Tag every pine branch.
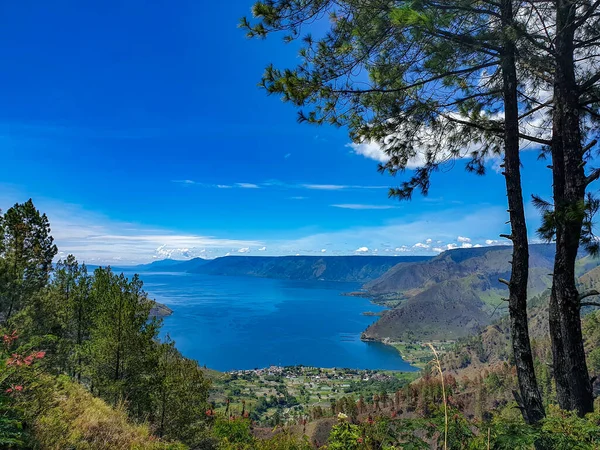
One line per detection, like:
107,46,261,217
331,62,498,96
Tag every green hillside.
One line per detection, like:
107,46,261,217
361,245,579,342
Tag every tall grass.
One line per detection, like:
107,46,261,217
427,342,448,450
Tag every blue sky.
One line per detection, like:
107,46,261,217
0,0,554,264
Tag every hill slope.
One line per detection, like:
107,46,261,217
362,245,559,342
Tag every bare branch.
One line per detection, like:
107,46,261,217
581,302,600,308
579,290,600,301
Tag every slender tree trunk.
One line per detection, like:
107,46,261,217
5,242,21,322
550,0,594,416
76,296,83,382
500,0,545,424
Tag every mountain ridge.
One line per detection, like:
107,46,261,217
123,255,434,283
361,244,567,342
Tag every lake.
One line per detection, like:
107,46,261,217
122,271,415,372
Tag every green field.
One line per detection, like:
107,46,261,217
208,366,419,425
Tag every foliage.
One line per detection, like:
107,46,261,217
0,199,57,323
212,416,255,449
326,418,361,450
254,431,312,450
30,377,186,450
152,338,213,446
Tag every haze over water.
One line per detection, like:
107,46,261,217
123,271,415,372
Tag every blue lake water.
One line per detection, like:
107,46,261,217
122,271,415,372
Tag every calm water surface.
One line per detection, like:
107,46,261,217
123,271,415,372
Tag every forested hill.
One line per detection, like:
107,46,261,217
360,244,589,342
126,255,433,283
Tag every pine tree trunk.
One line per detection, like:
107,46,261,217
500,0,545,423
550,0,594,416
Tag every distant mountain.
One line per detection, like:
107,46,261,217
124,257,210,272
189,255,433,283
124,255,433,283
361,245,564,342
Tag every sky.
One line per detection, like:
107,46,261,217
0,0,556,264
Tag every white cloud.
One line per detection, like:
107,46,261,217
274,206,516,256
474,244,483,248
346,101,549,172
321,249,326,253
0,193,264,265
1,186,529,265
347,141,390,163
457,236,471,243
302,184,347,190
447,243,458,250
238,247,250,253
172,179,196,185
301,184,387,191
331,204,396,210
173,180,387,192
461,243,473,248
432,247,445,253
258,246,267,251
413,242,430,249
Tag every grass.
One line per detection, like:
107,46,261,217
391,341,455,369
32,378,185,450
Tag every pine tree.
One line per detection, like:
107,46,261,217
152,337,211,447
85,267,160,411
0,199,57,323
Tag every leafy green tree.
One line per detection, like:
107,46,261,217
0,199,57,323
